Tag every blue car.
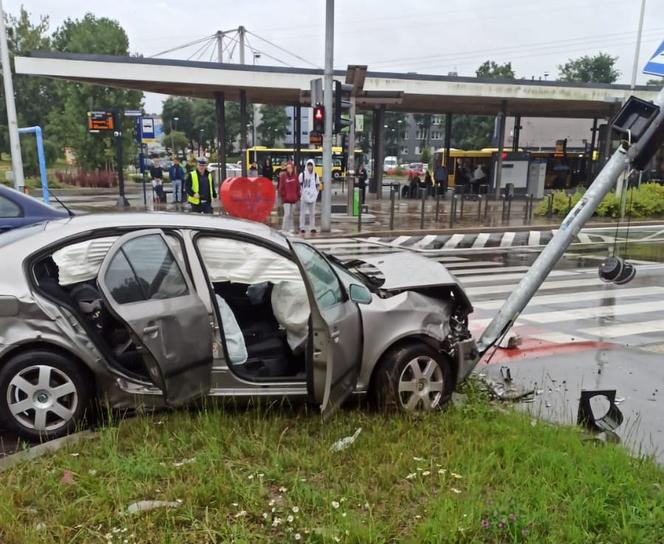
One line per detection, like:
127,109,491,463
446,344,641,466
0,184,69,233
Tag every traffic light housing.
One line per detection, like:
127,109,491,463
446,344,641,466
334,80,352,134
313,104,325,134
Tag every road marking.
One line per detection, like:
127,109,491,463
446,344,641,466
473,286,664,310
500,232,515,247
472,233,490,248
577,232,592,244
411,234,437,248
465,277,605,297
529,332,588,344
392,236,412,245
521,299,664,324
527,231,540,246
580,318,664,339
453,265,532,276
459,270,576,284
443,234,465,249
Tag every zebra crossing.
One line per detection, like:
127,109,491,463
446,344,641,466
327,225,664,253
309,236,664,353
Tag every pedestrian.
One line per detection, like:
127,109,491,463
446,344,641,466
248,162,259,178
278,161,300,232
186,156,216,214
299,159,319,234
149,158,166,204
357,162,368,204
409,172,420,199
424,170,434,196
261,158,273,179
169,157,185,203
434,161,448,197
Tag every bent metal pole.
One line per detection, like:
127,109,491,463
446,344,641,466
476,86,664,356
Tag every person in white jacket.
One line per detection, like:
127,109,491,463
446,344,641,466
299,159,319,234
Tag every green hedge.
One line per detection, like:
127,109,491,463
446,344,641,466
535,183,664,219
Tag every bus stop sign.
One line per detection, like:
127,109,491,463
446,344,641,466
643,40,664,77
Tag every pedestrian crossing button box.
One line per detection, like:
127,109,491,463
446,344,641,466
610,96,659,143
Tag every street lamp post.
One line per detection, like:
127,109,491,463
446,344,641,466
198,129,204,156
170,116,179,155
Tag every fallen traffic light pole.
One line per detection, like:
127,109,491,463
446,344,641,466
475,85,664,359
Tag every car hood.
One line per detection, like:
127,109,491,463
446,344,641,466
348,252,472,311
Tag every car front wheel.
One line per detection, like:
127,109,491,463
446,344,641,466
372,343,452,412
0,350,93,442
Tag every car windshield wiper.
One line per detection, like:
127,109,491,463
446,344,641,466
50,191,74,217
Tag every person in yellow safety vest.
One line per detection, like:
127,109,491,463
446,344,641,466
186,156,217,214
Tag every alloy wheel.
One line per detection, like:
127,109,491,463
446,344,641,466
397,356,444,411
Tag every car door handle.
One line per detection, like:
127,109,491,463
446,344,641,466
331,330,340,343
143,324,160,337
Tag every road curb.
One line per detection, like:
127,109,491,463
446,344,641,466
0,430,98,472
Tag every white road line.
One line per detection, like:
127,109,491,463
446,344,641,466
443,233,465,249
412,234,437,248
465,277,605,297
459,270,576,284
521,300,664,324
473,286,664,310
577,232,592,244
580,319,664,339
472,233,490,248
453,265,532,276
500,232,515,247
527,231,540,246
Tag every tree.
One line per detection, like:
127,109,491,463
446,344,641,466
450,61,515,150
47,14,143,170
257,105,289,147
413,113,432,160
0,8,57,155
646,78,662,86
558,53,619,83
383,112,407,159
162,130,189,156
162,97,194,147
476,60,515,79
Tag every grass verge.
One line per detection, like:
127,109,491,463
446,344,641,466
0,397,663,543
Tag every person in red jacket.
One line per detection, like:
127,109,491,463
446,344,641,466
278,161,300,232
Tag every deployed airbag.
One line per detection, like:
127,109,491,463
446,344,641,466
271,281,309,351
215,294,248,365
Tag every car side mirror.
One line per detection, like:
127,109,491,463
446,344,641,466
349,284,372,305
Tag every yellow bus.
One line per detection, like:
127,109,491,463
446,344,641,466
433,148,494,188
246,146,363,180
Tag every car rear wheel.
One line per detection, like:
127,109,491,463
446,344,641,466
0,350,93,442
371,343,452,413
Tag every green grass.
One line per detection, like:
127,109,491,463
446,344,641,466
1,396,663,543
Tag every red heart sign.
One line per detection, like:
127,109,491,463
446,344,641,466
220,176,276,222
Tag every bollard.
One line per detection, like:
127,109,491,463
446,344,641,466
523,194,530,225
484,194,490,222
567,194,573,214
546,193,553,218
501,196,507,222
477,194,483,223
357,185,362,233
528,193,534,223
506,195,512,224
389,187,396,230
420,188,426,230
435,191,441,222
459,190,465,220
449,195,457,229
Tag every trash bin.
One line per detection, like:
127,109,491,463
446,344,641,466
352,186,360,216
505,182,515,199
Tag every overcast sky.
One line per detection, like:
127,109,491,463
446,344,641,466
7,0,664,113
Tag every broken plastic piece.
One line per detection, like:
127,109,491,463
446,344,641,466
577,389,624,433
127,500,181,514
329,427,362,452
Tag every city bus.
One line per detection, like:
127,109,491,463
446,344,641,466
245,146,363,179
433,147,595,191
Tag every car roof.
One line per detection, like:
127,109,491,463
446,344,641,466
0,212,289,256
0,184,69,218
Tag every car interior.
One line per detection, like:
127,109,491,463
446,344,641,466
30,233,312,384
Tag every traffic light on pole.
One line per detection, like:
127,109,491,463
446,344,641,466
313,104,325,133
334,80,352,134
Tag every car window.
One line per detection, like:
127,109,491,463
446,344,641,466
293,243,344,310
120,235,188,300
104,250,145,304
0,194,21,218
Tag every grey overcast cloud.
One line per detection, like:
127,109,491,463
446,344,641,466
6,0,664,113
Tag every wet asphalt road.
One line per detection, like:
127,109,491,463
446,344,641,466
2,226,664,460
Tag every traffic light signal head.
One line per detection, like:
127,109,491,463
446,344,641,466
313,104,325,133
334,80,352,134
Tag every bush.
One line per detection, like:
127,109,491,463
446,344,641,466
535,183,664,219
55,170,118,188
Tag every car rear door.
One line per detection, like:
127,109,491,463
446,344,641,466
289,240,363,420
96,229,213,405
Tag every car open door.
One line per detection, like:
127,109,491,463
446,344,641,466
96,229,213,405
289,240,363,420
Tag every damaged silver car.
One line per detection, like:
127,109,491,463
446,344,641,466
0,214,477,440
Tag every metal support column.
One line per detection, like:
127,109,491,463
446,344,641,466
444,113,452,182
240,90,248,177
374,106,385,199
512,115,521,151
346,95,357,214
321,0,334,232
294,104,302,174
494,100,507,200
214,92,227,186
